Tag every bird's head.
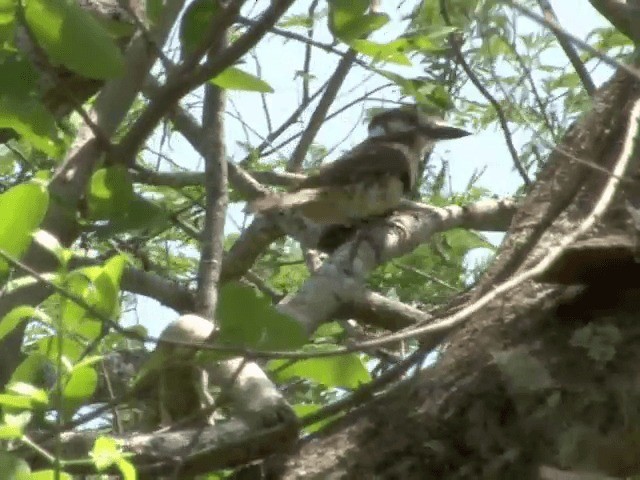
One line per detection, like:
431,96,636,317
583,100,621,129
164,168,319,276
367,106,471,141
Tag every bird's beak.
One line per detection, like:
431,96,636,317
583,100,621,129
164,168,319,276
422,123,472,140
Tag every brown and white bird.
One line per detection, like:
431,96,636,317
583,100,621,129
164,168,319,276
248,106,471,225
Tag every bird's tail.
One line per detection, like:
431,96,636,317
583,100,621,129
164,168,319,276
247,188,325,213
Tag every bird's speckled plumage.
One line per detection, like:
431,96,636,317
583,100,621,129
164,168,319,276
248,106,471,225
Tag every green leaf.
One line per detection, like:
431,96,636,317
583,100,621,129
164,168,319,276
210,67,274,93
63,367,97,400
0,394,34,409
115,458,136,480
61,365,98,420
279,14,314,29
59,262,122,342
548,71,581,90
4,272,56,294
28,471,73,480
0,0,15,24
0,182,49,278
0,451,30,478
7,382,48,406
0,423,23,439
216,282,307,350
0,96,62,157
293,403,338,433
270,353,371,389
328,0,388,42
93,195,169,237
87,166,134,220
0,306,38,343
24,0,124,79
351,39,412,65
10,353,52,388
441,228,494,257
60,256,126,325
33,230,71,266
313,321,344,340
0,57,40,97
37,336,84,365
375,69,452,109
4,411,32,429
101,254,127,291
91,436,121,470
60,366,97,420
403,26,457,51
179,0,220,56
0,0,16,43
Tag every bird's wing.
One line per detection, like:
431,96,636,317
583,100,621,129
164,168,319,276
296,140,417,192
247,187,329,213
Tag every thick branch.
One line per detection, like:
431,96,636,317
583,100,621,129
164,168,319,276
27,419,297,475
196,52,229,317
589,0,640,44
278,198,517,334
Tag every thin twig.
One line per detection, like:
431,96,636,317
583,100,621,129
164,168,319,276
507,0,640,81
392,262,461,292
236,16,375,72
113,0,295,167
251,51,273,134
301,348,424,428
500,20,557,138
302,0,320,104
260,82,392,157
287,50,357,171
535,0,596,96
440,0,531,186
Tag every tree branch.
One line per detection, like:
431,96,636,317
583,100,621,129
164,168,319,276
535,0,596,96
196,52,229,317
113,0,295,167
440,0,531,186
589,0,640,44
278,198,518,335
506,0,640,80
287,50,357,172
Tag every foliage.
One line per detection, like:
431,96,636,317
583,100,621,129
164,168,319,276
0,0,627,476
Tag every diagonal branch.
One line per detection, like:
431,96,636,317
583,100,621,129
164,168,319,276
287,49,357,172
589,0,640,45
113,0,295,167
506,0,640,80
278,198,518,335
440,0,531,186
535,0,596,95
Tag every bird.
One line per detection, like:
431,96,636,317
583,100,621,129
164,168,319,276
247,105,471,226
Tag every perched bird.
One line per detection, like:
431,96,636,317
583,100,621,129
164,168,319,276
248,106,471,225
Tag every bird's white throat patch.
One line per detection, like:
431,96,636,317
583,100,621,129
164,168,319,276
368,119,415,138
368,125,386,137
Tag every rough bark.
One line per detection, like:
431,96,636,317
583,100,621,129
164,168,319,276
273,70,640,479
